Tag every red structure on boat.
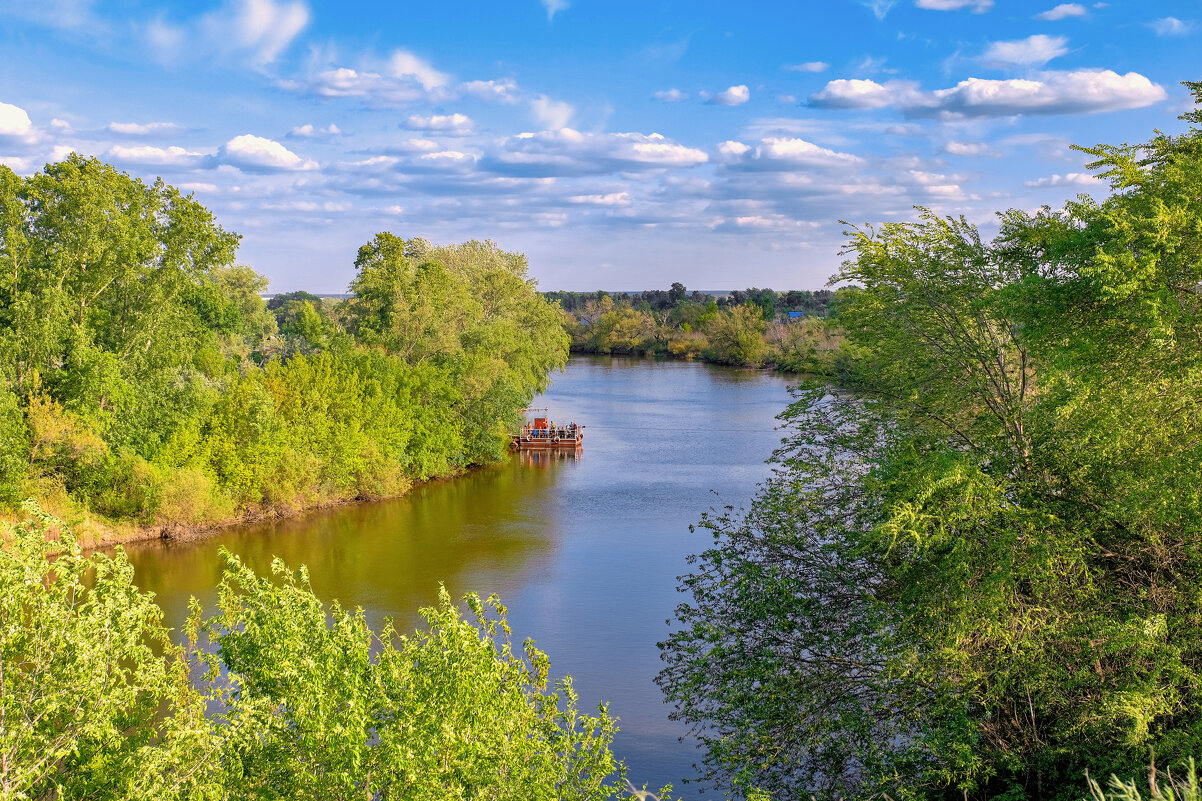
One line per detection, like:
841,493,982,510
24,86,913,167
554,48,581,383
511,408,584,451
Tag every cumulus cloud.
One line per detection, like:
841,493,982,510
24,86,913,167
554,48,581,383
921,70,1165,117
654,89,688,102
915,0,993,11
980,34,1068,67
787,62,830,73
810,70,1165,117
106,144,212,168
218,134,317,171
1025,172,1103,187
1148,17,1195,37
277,49,452,106
1034,3,1087,20
461,78,519,103
288,123,342,138
107,121,183,136
942,140,996,156
530,95,575,129
402,113,474,135
278,66,439,106
0,101,39,144
717,137,863,170
481,128,707,177
708,85,750,106
809,79,915,109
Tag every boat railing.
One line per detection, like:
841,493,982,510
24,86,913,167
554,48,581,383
518,423,583,442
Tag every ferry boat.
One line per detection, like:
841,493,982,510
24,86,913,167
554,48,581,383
511,408,584,451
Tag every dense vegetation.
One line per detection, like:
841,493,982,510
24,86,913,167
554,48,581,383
549,285,840,371
0,156,567,537
0,506,627,800
659,82,1202,799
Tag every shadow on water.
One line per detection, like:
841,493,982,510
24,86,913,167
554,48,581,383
123,354,797,798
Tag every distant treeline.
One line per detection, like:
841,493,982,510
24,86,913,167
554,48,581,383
545,283,842,373
0,155,567,535
545,283,833,317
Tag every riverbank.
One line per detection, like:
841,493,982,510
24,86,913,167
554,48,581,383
4,467,476,552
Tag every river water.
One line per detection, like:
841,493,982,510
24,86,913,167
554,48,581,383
123,354,797,796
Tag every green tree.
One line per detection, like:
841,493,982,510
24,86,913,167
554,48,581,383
0,507,634,800
661,81,1202,800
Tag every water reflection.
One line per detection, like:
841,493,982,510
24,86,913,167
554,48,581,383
123,354,796,797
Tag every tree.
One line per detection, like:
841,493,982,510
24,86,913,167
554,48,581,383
1,506,636,800
661,82,1202,800
705,305,767,366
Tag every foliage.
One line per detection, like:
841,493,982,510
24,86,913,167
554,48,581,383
0,503,215,800
660,82,1202,800
0,506,635,800
556,283,841,372
0,157,567,526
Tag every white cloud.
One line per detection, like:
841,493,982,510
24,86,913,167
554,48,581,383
811,70,1165,117
107,121,183,136
0,155,32,173
654,89,689,102
483,129,707,177
200,0,310,66
541,0,569,20
708,85,750,106
106,144,211,168
417,150,477,170
1034,3,1087,20
334,155,400,171
403,113,474,135
915,0,993,11
923,70,1166,117
568,192,631,206
0,101,39,144
49,118,73,132
218,134,317,171
461,79,519,103
387,50,450,90
1148,17,1195,37
1025,172,1103,187
809,78,914,109
981,34,1068,67
717,137,863,170
787,62,831,73
288,123,342,138
531,95,575,129
278,66,443,106
943,140,995,156
178,182,219,193
862,1,897,20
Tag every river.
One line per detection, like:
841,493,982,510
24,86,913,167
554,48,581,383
123,354,797,796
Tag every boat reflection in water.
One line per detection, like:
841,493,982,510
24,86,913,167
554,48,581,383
517,448,582,468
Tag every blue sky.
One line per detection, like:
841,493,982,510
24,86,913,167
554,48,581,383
0,0,1199,291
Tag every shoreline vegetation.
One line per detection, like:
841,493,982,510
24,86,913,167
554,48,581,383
658,81,1202,800
0,156,569,542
